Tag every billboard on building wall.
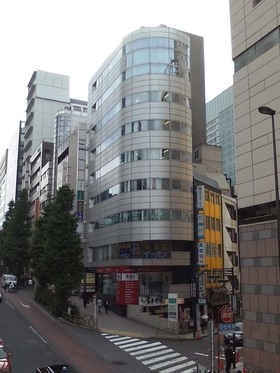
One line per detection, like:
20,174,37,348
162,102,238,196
198,242,205,266
196,185,204,210
198,272,206,301
197,213,204,239
80,272,95,292
116,273,139,305
76,200,84,221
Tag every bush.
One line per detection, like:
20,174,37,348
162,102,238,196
68,302,80,316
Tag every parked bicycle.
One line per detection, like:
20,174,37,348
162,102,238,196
63,312,96,329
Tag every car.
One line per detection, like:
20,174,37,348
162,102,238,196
36,365,77,373
0,342,12,373
224,321,243,346
1,274,17,289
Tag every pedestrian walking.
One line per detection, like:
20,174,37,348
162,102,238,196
82,292,88,308
104,298,110,314
97,297,103,314
224,345,233,373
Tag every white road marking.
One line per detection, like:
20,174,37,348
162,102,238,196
107,336,132,342
142,352,180,365
130,344,167,356
149,356,188,370
119,340,149,349
136,348,174,360
124,342,161,352
114,338,139,345
195,352,208,356
5,301,14,310
19,300,30,308
161,364,197,373
30,326,47,344
103,334,197,373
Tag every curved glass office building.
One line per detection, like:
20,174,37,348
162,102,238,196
86,26,206,308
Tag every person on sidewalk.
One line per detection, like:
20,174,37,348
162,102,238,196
224,345,233,373
104,298,110,314
82,292,88,308
97,297,103,314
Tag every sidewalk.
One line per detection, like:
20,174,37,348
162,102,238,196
71,294,174,339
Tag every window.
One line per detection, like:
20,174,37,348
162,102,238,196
215,219,220,231
215,194,220,205
205,190,209,201
235,26,280,72
205,216,210,229
211,217,215,230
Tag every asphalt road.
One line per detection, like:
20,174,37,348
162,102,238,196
0,289,150,373
0,289,243,373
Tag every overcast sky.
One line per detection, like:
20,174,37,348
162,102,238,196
0,0,233,156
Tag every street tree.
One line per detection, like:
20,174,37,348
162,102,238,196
31,185,84,315
0,190,31,277
0,200,15,270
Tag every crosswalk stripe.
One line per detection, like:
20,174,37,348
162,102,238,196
136,348,174,360
160,362,197,373
119,340,149,349
149,356,188,370
124,342,162,352
130,344,167,356
108,336,132,342
114,338,139,345
102,333,198,373
102,334,119,338
142,352,180,365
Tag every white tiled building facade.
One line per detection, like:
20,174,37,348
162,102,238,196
230,1,280,372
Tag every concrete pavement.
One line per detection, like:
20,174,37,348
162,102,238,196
71,294,180,339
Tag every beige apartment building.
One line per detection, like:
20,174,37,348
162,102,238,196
229,1,280,372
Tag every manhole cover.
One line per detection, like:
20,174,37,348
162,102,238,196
111,361,127,366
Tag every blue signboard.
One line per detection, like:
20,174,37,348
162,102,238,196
219,323,235,334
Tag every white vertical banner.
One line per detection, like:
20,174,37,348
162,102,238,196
198,242,205,266
196,185,204,210
198,272,206,299
168,293,178,322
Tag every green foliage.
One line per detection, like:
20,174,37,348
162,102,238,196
0,190,31,277
34,287,69,317
31,185,84,315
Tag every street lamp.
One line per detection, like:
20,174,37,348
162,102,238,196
258,106,280,269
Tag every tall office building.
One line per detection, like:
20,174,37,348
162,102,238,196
28,99,87,222
206,86,236,186
5,122,25,212
229,1,280,372
53,99,87,239
86,26,206,312
0,122,25,228
23,70,70,190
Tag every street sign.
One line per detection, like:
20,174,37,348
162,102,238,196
219,323,235,334
168,293,178,322
220,305,234,323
